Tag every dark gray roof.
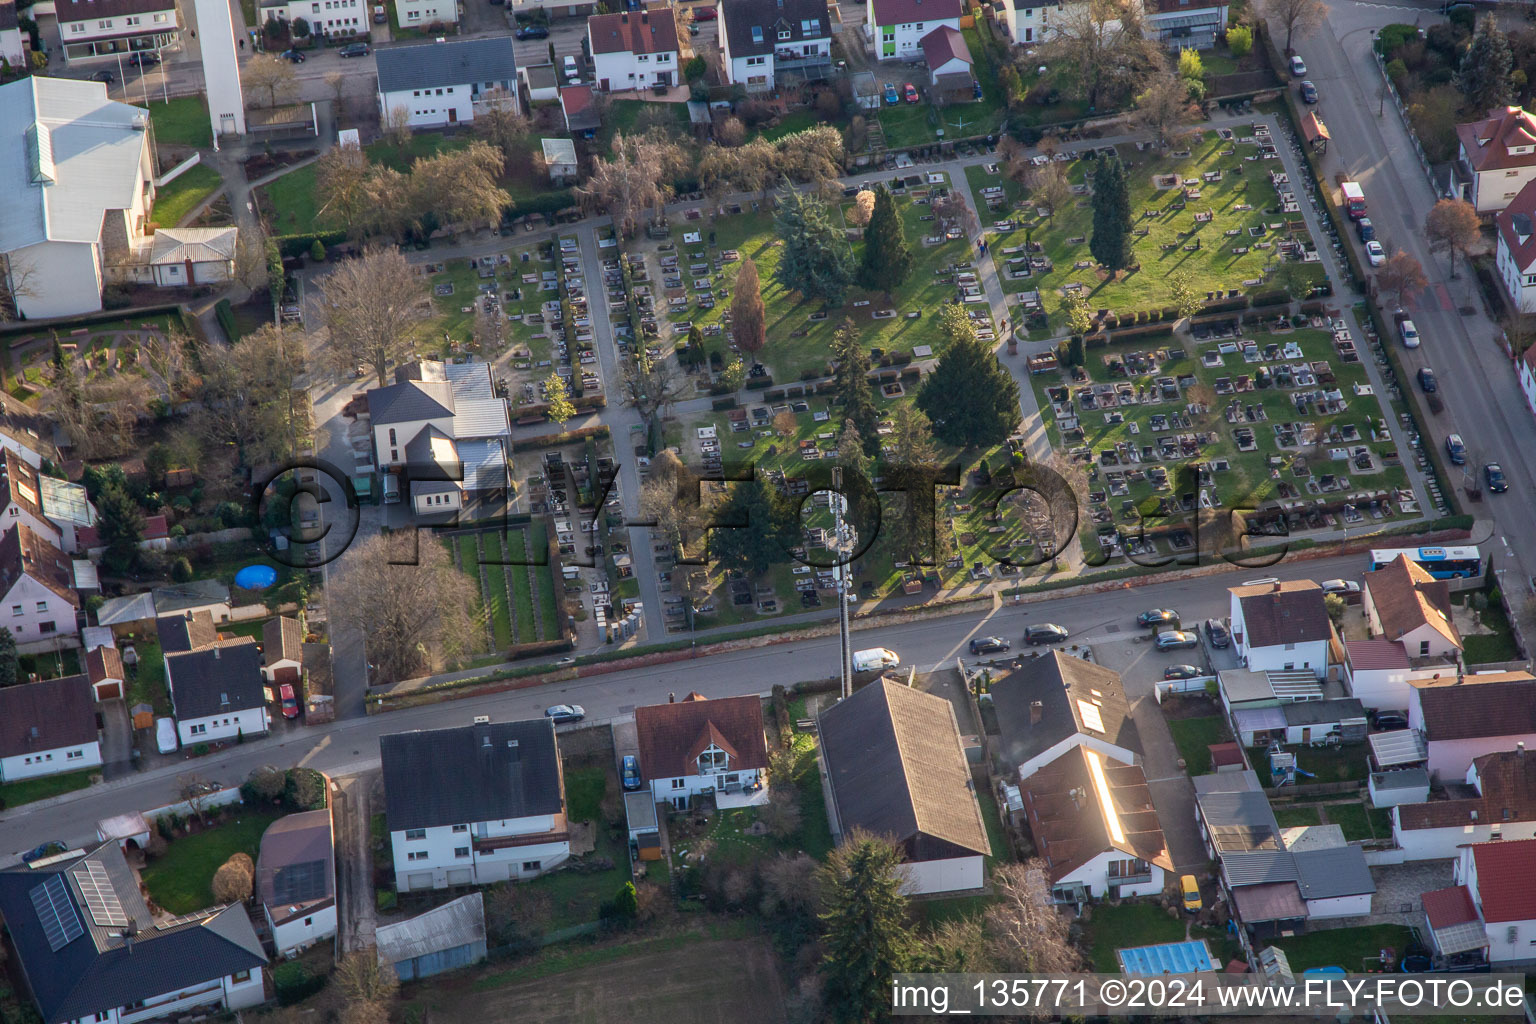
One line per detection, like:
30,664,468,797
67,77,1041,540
376,37,517,96
166,639,266,720
990,651,1139,770
1294,846,1376,899
1281,697,1366,727
366,379,454,426
0,0,17,33
381,720,564,832
0,844,265,1024
1192,769,1263,795
0,674,95,758
818,679,990,860
1223,849,1299,886
721,0,830,59
257,810,334,908
156,609,217,654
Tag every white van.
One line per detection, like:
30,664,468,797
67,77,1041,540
382,472,400,504
563,54,581,83
1399,319,1420,348
155,717,179,754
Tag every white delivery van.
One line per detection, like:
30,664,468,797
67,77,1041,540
155,717,179,754
1399,319,1420,348
852,647,900,672
382,472,400,504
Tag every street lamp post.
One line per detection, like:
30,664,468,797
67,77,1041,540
831,468,856,700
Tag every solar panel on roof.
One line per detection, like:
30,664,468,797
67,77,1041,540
272,860,328,904
29,875,83,952
72,860,128,928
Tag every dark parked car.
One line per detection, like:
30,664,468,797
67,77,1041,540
692,4,716,19
1417,367,1437,393
1371,711,1409,730
1163,664,1203,680
969,636,1012,655
280,48,306,63
339,42,371,57
1484,463,1508,493
545,703,585,723
90,69,115,83
1204,618,1231,648
1026,623,1070,646
22,841,66,864
1445,433,1467,465
1137,608,1180,628
1299,80,1318,103
1156,630,1199,651
621,755,642,791
515,24,549,39
1356,217,1375,242
127,51,161,66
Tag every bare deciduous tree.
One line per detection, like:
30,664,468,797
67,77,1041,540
1424,197,1480,279
334,949,400,1004
933,192,979,239
1134,69,1201,149
1262,0,1328,53
1034,0,1163,110
577,131,676,237
329,532,482,682
1027,161,1073,225
241,54,298,108
409,141,511,233
177,774,218,824
848,189,877,227
386,105,413,146
319,246,431,386
314,145,373,231
621,356,690,431
1376,248,1428,308
195,323,307,466
716,116,746,147
0,252,38,321
984,861,1080,982
473,102,534,173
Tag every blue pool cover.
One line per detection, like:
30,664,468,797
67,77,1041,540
234,564,278,590
1117,939,1218,976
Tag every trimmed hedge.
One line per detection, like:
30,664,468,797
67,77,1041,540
275,230,348,259
509,424,610,453
509,189,577,218
213,298,239,341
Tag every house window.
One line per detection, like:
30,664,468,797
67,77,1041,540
751,25,762,43
35,601,46,612
1509,170,1522,176
191,723,206,735
452,824,467,833
388,428,397,445
1419,640,1430,656
232,970,252,984
801,18,817,32
405,828,426,840
881,28,894,41
522,861,541,872
1108,857,1150,878
98,20,111,28
10,605,19,616
407,851,428,861
70,23,83,31
1283,642,1296,651
304,917,313,926
697,744,729,773
777,28,790,39
454,846,469,858
671,778,685,789
67,749,83,760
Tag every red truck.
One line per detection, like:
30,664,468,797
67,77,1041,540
1337,175,1366,220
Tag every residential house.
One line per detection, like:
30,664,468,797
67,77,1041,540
1421,884,1491,964
76,514,168,560
1455,106,1536,214
1344,639,1421,713
257,810,337,956
1393,748,1536,861
258,0,366,37
368,361,511,521
381,719,571,892
148,226,238,287
1142,0,1228,49
166,638,269,745
150,579,231,620
1410,671,1536,778
156,608,219,654
1018,746,1172,903
1456,838,1536,965
559,85,600,133
0,78,156,320
635,692,769,810
0,843,267,1024
866,0,962,60
1495,178,1536,314
989,650,1140,781
375,892,487,981
85,644,126,701
56,0,179,63
1363,554,1462,660
920,25,973,93
817,679,991,894
588,8,678,91
262,615,303,685
1522,336,1536,412
719,0,833,93
394,0,457,29
375,37,517,130
1227,579,1331,676
540,138,578,184
0,674,101,782
1231,697,1366,748
0,524,80,652
0,451,63,550
509,0,596,18
37,474,96,555
0,0,24,67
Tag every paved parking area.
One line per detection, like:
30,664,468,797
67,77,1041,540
1309,860,1455,931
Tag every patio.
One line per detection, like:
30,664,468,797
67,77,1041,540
715,785,771,810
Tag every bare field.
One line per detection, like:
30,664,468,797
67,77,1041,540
421,937,788,1024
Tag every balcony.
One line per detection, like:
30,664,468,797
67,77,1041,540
773,50,832,72
1108,872,1153,888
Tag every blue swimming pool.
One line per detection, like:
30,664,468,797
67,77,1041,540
1117,939,1218,976
234,564,278,590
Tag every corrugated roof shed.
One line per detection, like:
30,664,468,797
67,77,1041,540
376,892,486,964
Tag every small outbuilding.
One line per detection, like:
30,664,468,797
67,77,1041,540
541,138,579,184
376,892,487,982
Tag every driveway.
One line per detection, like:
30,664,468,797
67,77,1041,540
1308,859,1454,931
98,699,134,780
333,771,381,953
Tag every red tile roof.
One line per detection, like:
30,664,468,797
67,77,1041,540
588,8,678,56
920,25,970,69
86,645,124,684
1345,638,1410,671
1209,742,1245,769
1469,838,1536,922
1415,673,1536,741
1423,884,1479,929
1366,555,1459,649
634,694,767,780
1397,749,1536,831
0,674,95,757
870,0,961,26
1457,106,1536,172
1232,579,1331,647
0,450,45,524
1496,177,1536,273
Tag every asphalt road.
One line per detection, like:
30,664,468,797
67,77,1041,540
1295,0,1536,604
0,550,1364,863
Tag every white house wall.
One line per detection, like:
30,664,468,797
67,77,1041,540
391,820,571,892
1305,892,1373,919
1428,735,1536,780
868,7,960,60
650,767,763,808
899,855,984,895
373,414,455,466
0,741,101,782
379,85,474,129
395,0,455,27
1057,848,1166,899
1,573,77,648
1344,665,1412,711
1393,818,1496,861
592,47,676,91
1243,640,1328,676
1497,235,1536,315
11,239,103,319
269,903,337,954
175,706,269,745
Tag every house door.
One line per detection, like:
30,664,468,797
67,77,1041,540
656,71,670,87
96,681,122,700
184,258,196,285
600,78,609,91
1301,727,1310,743
447,108,458,123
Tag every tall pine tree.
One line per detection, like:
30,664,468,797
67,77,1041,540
708,476,793,577
730,255,767,360
0,626,16,688
858,185,913,295
818,834,916,1024
831,318,879,455
1458,16,1512,115
1089,155,1133,272
96,483,145,574
773,183,855,306
917,333,1021,449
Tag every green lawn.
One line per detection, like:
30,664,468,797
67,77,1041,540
126,638,171,717
531,522,561,639
1323,800,1391,842
450,534,493,655
1167,716,1228,775
599,97,690,148
1464,598,1519,663
481,533,515,650
1273,924,1414,972
565,766,606,822
0,768,95,809
1249,744,1370,787
522,763,628,929
507,530,537,642
759,109,819,142
876,27,1006,148
141,812,281,914
17,647,82,681
1084,902,1187,972
148,95,213,148
1272,803,1322,828
153,163,225,228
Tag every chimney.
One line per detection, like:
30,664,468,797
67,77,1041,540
1273,581,1282,592
1029,700,1043,725
1519,741,1527,757
668,691,676,703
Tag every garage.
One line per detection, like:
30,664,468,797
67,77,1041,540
446,868,473,886
407,872,433,890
